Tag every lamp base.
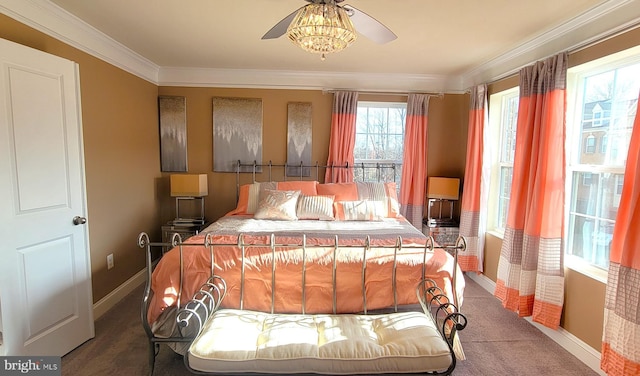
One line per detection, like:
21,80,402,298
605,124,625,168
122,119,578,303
427,218,458,227
172,218,205,226
174,196,206,224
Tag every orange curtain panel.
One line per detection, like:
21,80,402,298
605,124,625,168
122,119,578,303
325,91,359,183
600,94,640,376
400,94,430,229
494,52,567,329
459,84,489,272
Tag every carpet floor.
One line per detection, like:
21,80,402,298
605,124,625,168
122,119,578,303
62,275,599,375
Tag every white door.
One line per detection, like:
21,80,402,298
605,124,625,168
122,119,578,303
0,37,94,356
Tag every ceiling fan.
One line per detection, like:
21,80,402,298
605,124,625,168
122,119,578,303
262,0,397,58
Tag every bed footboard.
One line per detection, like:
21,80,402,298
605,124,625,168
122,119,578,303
169,233,467,375
139,232,206,375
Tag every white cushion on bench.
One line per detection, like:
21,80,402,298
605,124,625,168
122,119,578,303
187,309,453,374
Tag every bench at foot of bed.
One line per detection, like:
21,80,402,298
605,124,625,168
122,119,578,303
186,309,457,375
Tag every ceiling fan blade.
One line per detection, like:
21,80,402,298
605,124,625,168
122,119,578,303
261,6,304,40
343,4,397,44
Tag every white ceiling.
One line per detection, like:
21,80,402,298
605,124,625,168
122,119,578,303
4,0,640,92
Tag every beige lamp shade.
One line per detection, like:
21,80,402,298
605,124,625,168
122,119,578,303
170,174,208,197
427,177,460,200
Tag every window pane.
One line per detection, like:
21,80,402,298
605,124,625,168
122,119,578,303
567,214,612,269
500,95,518,164
498,166,512,229
354,102,407,187
388,135,403,160
488,88,519,232
567,57,640,271
568,171,619,269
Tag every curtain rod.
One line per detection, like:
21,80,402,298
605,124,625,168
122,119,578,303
322,89,444,98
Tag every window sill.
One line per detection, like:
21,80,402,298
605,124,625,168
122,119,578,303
564,255,608,284
486,229,505,239
485,230,607,284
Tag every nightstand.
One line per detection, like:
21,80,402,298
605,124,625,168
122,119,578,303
422,221,459,246
161,221,210,254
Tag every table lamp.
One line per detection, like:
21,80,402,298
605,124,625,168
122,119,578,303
427,177,460,226
170,174,208,224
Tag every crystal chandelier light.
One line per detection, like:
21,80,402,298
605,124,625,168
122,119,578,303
286,3,357,60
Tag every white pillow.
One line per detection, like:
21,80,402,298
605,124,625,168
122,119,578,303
247,182,277,214
334,200,385,221
296,195,335,221
253,189,301,220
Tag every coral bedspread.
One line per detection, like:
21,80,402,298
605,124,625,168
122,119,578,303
147,215,464,325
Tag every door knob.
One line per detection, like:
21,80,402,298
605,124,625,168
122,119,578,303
73,216,87,225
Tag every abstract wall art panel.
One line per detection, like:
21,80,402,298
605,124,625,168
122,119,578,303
286,102,312,177
159,96,188,172
212,97,263,172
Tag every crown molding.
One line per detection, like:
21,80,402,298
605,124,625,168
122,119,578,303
461,0,640,89
0,0,159,84
2,0,639,94
158,66,459,93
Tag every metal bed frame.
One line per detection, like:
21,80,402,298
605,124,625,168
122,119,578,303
139,161,466,374
138,231,467,376
234,160,401,200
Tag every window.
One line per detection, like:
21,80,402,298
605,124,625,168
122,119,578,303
565,47,640,275
354,102,407,184
488,87,519,232
592,105,605,127
584,134,596,153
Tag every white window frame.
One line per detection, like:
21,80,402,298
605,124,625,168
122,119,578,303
564,45,640,282
353,101,407,185
487,87,519,236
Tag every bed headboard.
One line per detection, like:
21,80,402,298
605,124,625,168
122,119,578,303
235,160,401,182
234,160,402,201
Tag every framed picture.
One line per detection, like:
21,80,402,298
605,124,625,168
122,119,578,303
286,102,312,177
159,96,187,172
212,97,263,172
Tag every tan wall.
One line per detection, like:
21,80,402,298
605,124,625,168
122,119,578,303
0,14,161,302
483,27,640,351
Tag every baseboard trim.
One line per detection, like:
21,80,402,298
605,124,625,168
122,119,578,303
465,273,606,376
92,268,146,320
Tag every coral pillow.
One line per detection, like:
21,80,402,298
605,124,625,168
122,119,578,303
317,183,358,202
253,190,301,220
277,181,318,196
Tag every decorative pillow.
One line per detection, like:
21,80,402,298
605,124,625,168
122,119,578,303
296,195,335,220
226,182,277,216
334,200,385,221
277,181,318,196
356,182,400,218
253,190,301,220
316,183,358,202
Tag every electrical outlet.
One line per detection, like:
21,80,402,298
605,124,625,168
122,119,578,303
107,253,114,270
